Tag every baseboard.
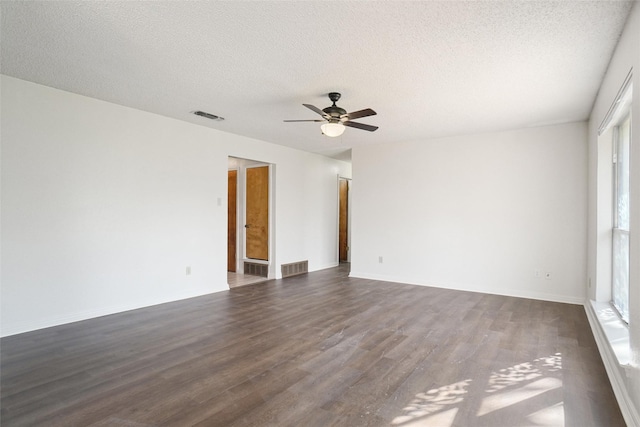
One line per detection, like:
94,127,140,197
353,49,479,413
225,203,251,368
312,262,340,272
0,289,217,338
348,271,584,305
585,302,640,427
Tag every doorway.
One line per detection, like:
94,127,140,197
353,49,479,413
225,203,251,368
227,157,273,288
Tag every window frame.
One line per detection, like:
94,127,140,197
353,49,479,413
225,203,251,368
611,105,632,323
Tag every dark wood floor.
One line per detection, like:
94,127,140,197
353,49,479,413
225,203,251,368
1,264,623,426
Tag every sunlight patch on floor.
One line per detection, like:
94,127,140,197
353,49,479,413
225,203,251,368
391,353,563,427
477,377,562,416
393,407,459,427
391,379,471,425
526,402,565,425
485,353,562,394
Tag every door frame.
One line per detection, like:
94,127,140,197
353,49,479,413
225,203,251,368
228,157,276,279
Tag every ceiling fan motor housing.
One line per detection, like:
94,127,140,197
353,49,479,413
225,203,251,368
323,93,346,118
323,105,347,119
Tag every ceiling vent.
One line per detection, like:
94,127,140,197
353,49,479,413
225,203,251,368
193,110,225,121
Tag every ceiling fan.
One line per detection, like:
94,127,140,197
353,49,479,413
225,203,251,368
284,92,378,137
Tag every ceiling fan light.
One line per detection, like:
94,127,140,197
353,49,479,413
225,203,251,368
321,122,345,137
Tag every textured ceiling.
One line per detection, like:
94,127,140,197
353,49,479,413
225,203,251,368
1,1,635,160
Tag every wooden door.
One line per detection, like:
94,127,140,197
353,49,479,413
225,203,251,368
339,179,349,262
227,170,237,272
246,166,269,260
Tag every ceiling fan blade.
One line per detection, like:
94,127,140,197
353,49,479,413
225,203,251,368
283,119,325,122
344,121,379,132
303,104,329,118
344,108,377,120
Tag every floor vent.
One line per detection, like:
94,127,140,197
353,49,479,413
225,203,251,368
244,262,268,278
281,260,308,278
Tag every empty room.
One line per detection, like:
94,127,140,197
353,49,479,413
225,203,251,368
1,1,639,426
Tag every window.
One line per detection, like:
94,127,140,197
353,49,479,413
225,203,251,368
612,102,631,322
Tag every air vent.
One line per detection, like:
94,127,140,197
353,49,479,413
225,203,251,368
281,260,308,278
193,110,225,121
244,262,268,278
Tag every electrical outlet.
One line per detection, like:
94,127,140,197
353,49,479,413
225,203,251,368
186,266,191,276
534,270,541,279
544,272,551,280
378,256,383,264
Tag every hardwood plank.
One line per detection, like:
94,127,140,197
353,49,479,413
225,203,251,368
0,264,624,426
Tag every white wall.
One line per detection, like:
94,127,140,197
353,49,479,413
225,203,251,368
587,2,640,425
350,122,587,304
0,75,351,336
